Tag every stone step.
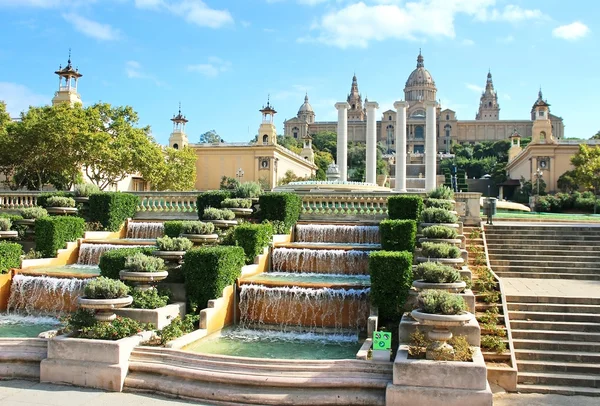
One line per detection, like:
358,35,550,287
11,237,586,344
486,226,600,232
506,296,600,305
490,259,600,269
507,302,600,314
488,249,600,257
485,234,600,242
513,338,600,352
494,271,600,281
515,349,600,364
518,371,600,389
511,329,600,342
509,311,600,323
487,243,600,251
492,264,600,273
517,383,600,397
518,360,600,375
511,320,600,333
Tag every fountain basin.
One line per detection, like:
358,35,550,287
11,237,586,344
272,247,371,275
295,224,381,245
0,315,61,338
126,221,164,239
240,273,370,289
18,265,99,278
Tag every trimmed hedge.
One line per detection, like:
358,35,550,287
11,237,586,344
0,242,22,274
259,192,302,231
98,247,155,280
388,195,423,221
164,221,183,238
89,192,139,232
35,216,86,258
234,223,273,264
183,246,245,312
379,219,417,252
369,250,413,322
37,191,75,208
197,190,231,219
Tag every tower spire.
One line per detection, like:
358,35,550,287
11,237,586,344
416,49,424,68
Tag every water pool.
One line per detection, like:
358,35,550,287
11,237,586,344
0,314,61,338
244,272,370,287
20,264,99,277
184,328,362,360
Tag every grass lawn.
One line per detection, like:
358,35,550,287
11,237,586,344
486,210,600,222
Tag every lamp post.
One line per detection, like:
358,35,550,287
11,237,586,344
236,168,244,183
535,167,543,196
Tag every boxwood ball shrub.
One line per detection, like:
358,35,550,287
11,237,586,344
164,221,183,238
183,246,245,312
36,191,75,208
425,198,455,211
421,242,461,259
420,207,458,224
417,290,467,315
234,223,273,264
35,216,86,258
379,219,417,252
369,250,413,322
259,192,302,231
74,183,101,197
414,262,461,283
0,218,11,231
84,276,129,299
421,225,458,240
202,207,235,221
221,198,252,209
180,221,215,235
98,247,155,279
156,236,193,252
124,252,165,272
234,182,263,199
46,196,76,208
89,192,139,232
428,186,455,200
197,190,231,219
387,195,423,221
0,242,22,274
20,207,49,220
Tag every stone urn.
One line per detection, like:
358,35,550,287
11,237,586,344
14,218,36,227
0,230,18,239
415,256,464,267
412,280,466,294
207,219,238,229
228,207,254,218
418,237,462,247
74,196,90,204
153,250,186,262
411,309,474,360
180,233,219,244
119,270,169,291
419,222,459,230
46,207,78,215
78,296,133,322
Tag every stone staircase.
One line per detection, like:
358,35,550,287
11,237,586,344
485,224,600,280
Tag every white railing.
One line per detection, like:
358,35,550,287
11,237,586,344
0,192,40,209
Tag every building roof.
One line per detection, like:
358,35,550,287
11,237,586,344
405,50,435,88
298,93,314,114
54,51,82,78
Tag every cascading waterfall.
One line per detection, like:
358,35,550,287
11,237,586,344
126,222,164,239
239,284,370,334
271,248,371,275
295,224,380,244
77,243,146,265
7,274,88,316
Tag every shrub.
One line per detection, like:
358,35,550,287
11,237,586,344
422,225,458,239
234,182,263,199
0,218,11,231
156,236,193,251
22,248,43,260
446,335,473,362
98,247,155,279
157,314,199,345
131,288,169,309
164,221,183,238
124,252,165,272
234,223,273,264
369,250,413,322
379,219,417,252
197,190,231,219
387,195,423,220
221,198,252,209
417,290,466,315
84,276,129,299
259,192,302,230
425,198,454,211
421,242,461,259
180,221,215,235
79,316,150,340
74,183,101,197
202,207,235,221
20,207,48,220
414,262,461,283
46,196,75,208
89,192,139,232
481,335,506,353
35,216,86,257
183,246,245,312
420,207,458,224
0,242,22,274
37,191,75,208
85,221,104,231
574,197,599,212
62,308,96,334
262,220,289,234
428,186,454,200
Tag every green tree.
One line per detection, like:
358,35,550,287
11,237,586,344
591,131,600,140
571,144,600,195
277,135,302,154
145,146,197,191
557,170,579,193
199,129,221,144
314,150,334,180
312,131,337,161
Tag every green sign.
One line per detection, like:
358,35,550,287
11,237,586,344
373,331,391,351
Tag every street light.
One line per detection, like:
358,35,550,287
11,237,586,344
236,167,244,183
535,167,543,196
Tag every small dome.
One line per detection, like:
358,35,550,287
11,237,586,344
405,51,435,88
298,93,314,114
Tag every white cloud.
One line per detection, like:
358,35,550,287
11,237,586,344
134,0,234,29
0,82,47,116
466,83,484,93
461,38,474,46
476,5,548,22
62,13,120,41
187,56,231,77
552,21,590,40
125,61,166,86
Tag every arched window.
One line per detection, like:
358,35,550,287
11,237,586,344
352,104,356,109
446,114,449,120
292,127,299,139
540,131,546,142
389,115,392,121
415,126,424,139
263,134,269,144
488,101,492,107
173,143,179,150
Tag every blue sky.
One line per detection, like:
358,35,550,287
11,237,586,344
0,0,597,145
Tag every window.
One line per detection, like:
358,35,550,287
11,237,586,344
173,143,179,150
293,132,298,138
446,114,449,120
262,134,269,144
389,115,392,121
539,111,545,117
352,104,356,109
540,131,546,142
415,126,424,139
488,101,492,107
292,126,299,139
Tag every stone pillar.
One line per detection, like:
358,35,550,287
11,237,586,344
335,102,350,181
393,101,408,192
424,101,437,192
365,101,379,184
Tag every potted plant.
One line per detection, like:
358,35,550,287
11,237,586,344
420,207,458,229
416,241,464,267
412,262,465,293
119,252,168,290
201,207,237,228
419,225,461,246
0,218,17,239
73,183,101,204
179,220,219,243
424,198,456,214
411,290,473,360
234,181,263,204
427,186,455,201
45,196,78,215
220,198,253,217
153,236,193,262
77,277,133,321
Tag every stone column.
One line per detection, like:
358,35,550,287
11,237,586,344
424,101,437,192
335,102,350,181
365,101,379,184
393,101,408,192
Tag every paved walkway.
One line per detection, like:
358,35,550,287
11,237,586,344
502,277,600,298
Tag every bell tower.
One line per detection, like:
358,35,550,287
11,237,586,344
257,96,278,146
301,133,315,163
169,103,189,149
476,70,500,120
508,129,522,163
531,89,555,144
52,49,83,106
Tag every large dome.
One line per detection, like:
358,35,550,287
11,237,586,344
298,94,314,114
404,51,437,102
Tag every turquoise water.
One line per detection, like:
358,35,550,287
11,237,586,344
21,264,100,276
284,242,381,249
0,315,61,338
245,272,371,286
185,328,362,360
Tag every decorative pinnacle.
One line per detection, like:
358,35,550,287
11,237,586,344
178,101,182,115
68,48,71,65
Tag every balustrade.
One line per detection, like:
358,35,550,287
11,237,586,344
0,192,39,209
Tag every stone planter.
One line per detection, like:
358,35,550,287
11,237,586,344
77,296,133,322
0,230,18,239
119,270,169,291
207,219,238,229
412,280,466,293
416,257,464,268
74,196,90,204
14,219,35,227
153,250,186,262
46,207,78,215
411,309,474,360
115,302,186,329
419,222,459,229
228,207,253,218
418,237,462,247
180,233,219,243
